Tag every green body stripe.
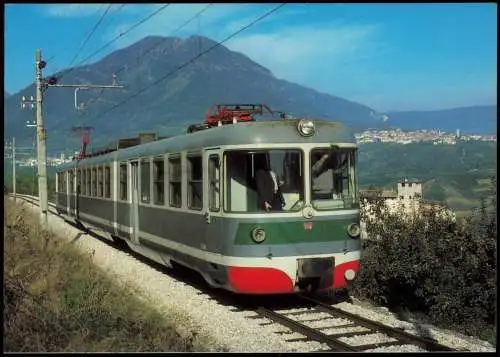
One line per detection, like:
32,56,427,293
234,217,359,245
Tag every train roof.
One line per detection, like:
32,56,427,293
57,119,356,170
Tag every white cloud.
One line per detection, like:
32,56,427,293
80,4,386,104
99,4,256,46
45,4,109,18
225,23,383,83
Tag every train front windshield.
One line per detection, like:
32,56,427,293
225,149,304,213
310,147,358,210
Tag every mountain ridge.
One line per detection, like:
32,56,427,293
4,35,495,154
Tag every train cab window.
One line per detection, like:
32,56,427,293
141,159,151,204
310,147,358,210
91,168,97,197
86,168,91,197
97,166,103,197
120,163,127,201
208,155,220,211
153,157,165,205
104,165,111,199
224,149,304,213
169,155,182,208
188,154,203,210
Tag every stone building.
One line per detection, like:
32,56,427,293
360,178,455,240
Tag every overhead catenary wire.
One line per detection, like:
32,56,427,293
89,3,213,107
89,3,286,122
57,4,171,83
75,4,171,69
67,4,113,70
114,3,213,77
50,5,115,85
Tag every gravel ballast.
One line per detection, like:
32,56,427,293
15,197,496,352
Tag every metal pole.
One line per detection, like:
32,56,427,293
35,49,48,228
12,138,16,202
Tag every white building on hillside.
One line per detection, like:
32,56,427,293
360,178,456,240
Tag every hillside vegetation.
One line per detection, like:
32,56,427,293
4,35,495,154
3,198,219,352
358,141,497,212
4,141,496,215
351,180,497,344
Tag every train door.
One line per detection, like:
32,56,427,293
66,169,72,216
129,161,140,245
73,168,79,219
203,149,224,253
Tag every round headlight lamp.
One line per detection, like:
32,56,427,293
297,119,315,137
251,228,266,243
347,223,361,238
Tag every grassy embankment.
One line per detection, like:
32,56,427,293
3,198,220,352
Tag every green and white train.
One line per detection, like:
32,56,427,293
56,116,361,294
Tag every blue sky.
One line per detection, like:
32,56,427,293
4,3,497,111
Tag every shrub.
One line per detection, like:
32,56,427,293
351,181,496,342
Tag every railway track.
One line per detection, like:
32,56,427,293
253,294,457,352
9,194,459,352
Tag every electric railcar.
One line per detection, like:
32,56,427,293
56,115,361,295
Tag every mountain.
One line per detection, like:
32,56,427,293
3,35,495,155
3,36,380,154
4,91,10,99
385,105,497,135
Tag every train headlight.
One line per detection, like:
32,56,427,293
344,269,356,281
297,119,315,137
251,228,266,243
347,223,361,238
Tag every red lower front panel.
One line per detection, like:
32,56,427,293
318,260,360,291
227,266,294,294
226,260,360,294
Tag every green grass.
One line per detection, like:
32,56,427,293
3,198,222,352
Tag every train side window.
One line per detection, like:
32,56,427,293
120,163,127,201
69,169,75,194
91,167,97,197
105,165,111,199
81,168,86,195
141,159,151,203
153,157,165,205
169,155,182,208
57,172,62,192
76,169,80,194
80,168,85,195
208,155,220,211
86,168,91,197
188,154,203,210
98,166,103,197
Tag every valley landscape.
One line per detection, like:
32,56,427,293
4,35,496,214
4,4,497,353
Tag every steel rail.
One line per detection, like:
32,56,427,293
298,294,456,351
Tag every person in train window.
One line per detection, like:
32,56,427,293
255,156,285,212
312,153,331,178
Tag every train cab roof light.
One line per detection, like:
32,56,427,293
297,118,315,137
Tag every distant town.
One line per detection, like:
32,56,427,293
355,128,497,145
6,128,497,167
